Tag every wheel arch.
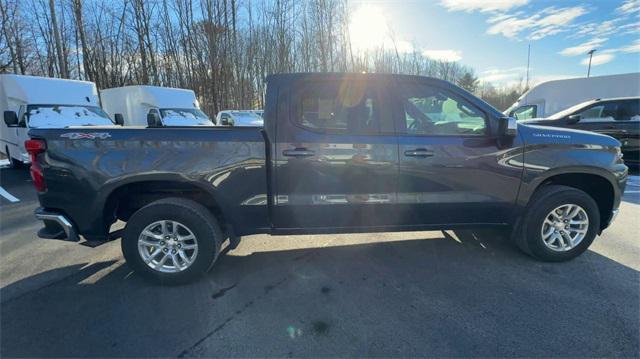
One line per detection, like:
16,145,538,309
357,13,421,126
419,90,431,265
519,167,620,231
100,175,230,234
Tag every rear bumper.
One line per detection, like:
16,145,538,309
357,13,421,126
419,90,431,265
34,208,79,242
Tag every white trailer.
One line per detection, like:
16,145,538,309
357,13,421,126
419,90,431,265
505,72,640,120
100,86,213,126
0,74,115,166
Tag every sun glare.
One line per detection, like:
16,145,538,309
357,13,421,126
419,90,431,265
349,5,389,52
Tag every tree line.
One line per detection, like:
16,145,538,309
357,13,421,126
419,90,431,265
0,0,525,115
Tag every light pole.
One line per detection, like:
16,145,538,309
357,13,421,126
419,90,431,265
587,49,596,78
526,43,531,89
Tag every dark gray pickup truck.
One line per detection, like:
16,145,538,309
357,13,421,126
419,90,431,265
23,73,628,283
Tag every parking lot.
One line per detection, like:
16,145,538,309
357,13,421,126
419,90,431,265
1,163,639,357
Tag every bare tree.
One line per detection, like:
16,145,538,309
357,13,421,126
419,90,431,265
1,0,520,115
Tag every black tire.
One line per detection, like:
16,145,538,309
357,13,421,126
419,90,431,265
516,185,600,262
122,197,223,284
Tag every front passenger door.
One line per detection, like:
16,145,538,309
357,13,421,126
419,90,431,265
394,80,523,226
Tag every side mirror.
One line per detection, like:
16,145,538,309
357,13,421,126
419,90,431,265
498,116,517,137
567,114,581,124
114,113,124,126
220,118,233,126
147,113,161,127
4,111,18,127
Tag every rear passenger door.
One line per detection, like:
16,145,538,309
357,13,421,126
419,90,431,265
273,77,399,230
393,79,522,225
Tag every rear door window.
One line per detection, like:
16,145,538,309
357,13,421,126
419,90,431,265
295,80,393,135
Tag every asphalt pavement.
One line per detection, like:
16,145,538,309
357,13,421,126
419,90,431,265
1,163,639,357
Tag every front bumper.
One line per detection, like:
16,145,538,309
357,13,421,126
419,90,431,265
35,208,79,242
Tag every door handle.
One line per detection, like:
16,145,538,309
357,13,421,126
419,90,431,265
283,148,315,157
404,148,434,157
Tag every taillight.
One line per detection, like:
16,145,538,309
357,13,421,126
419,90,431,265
25,139,47,192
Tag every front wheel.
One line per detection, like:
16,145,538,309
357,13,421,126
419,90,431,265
516,185,600,262
122,197,223,284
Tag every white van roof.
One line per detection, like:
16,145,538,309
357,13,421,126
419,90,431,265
100,85,199,109
525,73,639,97
0,74,99,107
506,72,640,115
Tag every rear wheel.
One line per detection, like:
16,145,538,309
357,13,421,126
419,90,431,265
122,197,222,284
516,185,600,262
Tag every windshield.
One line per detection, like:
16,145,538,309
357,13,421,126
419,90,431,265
230,111,260,119
160,108,213,126
27,105,114,128
548,101,595,120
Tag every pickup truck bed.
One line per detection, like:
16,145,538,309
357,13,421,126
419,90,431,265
35,127,268,239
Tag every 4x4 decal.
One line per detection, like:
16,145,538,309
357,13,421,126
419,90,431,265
60,132,112,140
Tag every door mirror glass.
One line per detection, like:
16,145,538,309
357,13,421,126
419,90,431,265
114,113,124,126
4,111,18,127
499,117,517,137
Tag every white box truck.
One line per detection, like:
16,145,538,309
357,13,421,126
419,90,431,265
100,86,214,126
506,72,640,120
1,74,116,166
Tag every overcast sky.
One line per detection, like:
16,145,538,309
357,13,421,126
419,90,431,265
349,0,640,86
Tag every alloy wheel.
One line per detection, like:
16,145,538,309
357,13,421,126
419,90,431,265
540,204,589,252
137,220,199,273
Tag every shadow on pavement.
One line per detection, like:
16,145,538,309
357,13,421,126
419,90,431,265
1,230,638,357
